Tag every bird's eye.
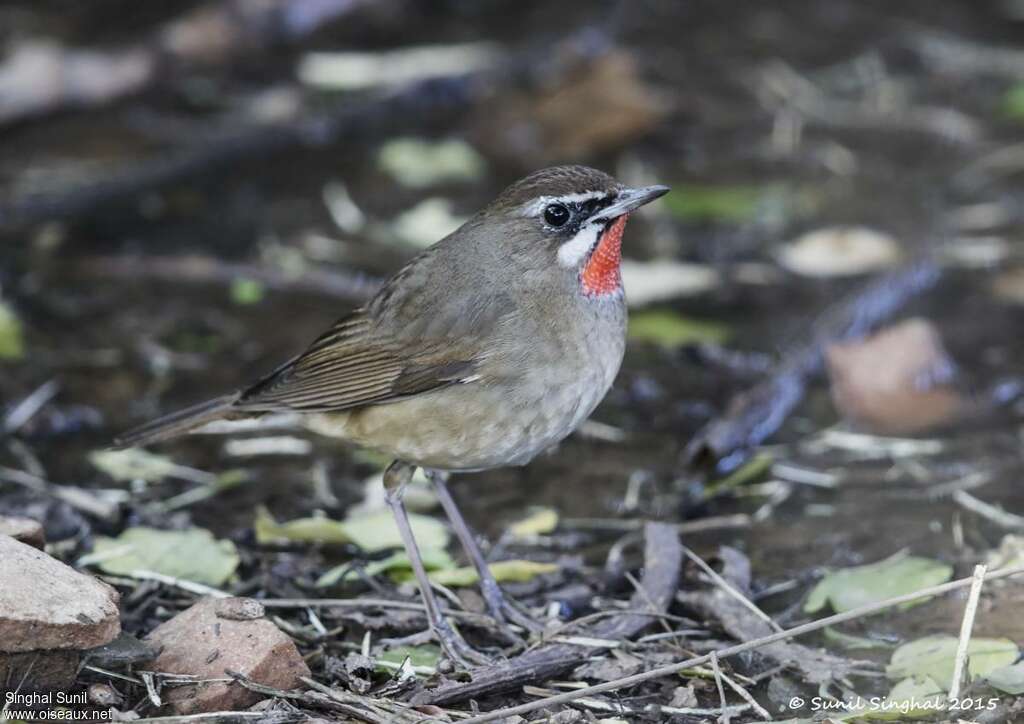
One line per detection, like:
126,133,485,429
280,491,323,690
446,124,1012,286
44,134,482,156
543,203,570,227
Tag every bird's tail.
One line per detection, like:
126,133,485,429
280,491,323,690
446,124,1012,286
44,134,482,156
113,393,240,448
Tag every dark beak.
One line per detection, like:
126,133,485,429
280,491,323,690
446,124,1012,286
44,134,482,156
592,185,670,223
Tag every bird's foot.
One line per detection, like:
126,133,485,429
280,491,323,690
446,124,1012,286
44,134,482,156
382,617,492,668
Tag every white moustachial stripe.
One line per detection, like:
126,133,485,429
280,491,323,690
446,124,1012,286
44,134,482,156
556,222,601,268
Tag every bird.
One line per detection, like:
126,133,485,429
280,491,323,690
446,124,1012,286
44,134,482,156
116,165,669,665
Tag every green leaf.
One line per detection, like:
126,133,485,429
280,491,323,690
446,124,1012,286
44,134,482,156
420,559,558,587
985,662,1024,694
254,507,449,552
377,644,441,671
508,508,559,539
254,506,352,545
853,676,946,720
230,278,265,305
886,634,1018,688
663,184,765,222
378,137,485,188
704,452,773,498
804,552,953,614
87,527,239,585
315,547,455,588
1004,83,1024,120
342,510,448,552
89,448,216,484
823,627,895,651
628,310,731,348
0,302,24,360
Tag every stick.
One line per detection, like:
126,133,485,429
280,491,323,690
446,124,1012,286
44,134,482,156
413,521,683,706
458,563,1024,723
684,261,940,475
948,564,987,700
260,597,487,622
682,546,782,633
710,652,730,724
952,490,1024,530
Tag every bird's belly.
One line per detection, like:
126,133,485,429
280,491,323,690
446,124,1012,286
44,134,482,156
305,358,618,472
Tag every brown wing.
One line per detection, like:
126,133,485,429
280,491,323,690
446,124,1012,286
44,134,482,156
236,311,477,412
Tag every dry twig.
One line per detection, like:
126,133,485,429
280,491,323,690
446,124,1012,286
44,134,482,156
458,563,1024,723
412,521,683,706
948,564,987,701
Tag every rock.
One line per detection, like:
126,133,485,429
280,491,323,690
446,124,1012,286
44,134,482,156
0,650,79,691
145,597,310,714
214,597,265,621
826,318,965,434
0,515,45,549
0,534,120,653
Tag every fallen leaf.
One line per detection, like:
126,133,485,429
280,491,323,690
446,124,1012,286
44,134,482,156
620,259,720,307
992,266,1024,304
826,318,964,434
88,527,239,585
473,50,668,164
986,534,1024,569
410,559,558,587
298,43,499,91
823,627,895,651
254,507,449,552
89,448,216,484
230,278,265,305
886,634,1018,687
663,184,766,222
315,547,455,588
628,310,731,348
0,301,24,360
1003,82,1024,120
856,676,946,720
254,506,351,545
390,198,466,248
778,226,902,277
804,552,953,614
704,452,773,498
378,137,485,188
343,510,448,552
985,662,1024,694
508,508,559,539
377,644,441,671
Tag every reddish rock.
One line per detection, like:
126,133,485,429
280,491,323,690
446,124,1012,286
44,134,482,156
0,535,120,653
826,318,965,435
0,515,45,549
145,597,310,714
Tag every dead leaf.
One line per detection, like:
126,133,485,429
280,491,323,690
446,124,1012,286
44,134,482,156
826,318,965,434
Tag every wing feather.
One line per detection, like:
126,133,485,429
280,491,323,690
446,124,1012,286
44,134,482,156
235,310,477,412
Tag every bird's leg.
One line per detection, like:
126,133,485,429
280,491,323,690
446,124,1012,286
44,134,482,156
383,460,489,667
426,469,542,633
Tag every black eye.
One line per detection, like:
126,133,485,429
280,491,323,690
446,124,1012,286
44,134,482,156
543,203,570,227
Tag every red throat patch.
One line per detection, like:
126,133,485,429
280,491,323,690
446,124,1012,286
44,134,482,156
581,214,628,296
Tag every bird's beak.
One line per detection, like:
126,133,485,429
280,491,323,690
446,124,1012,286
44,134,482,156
592,185,670,223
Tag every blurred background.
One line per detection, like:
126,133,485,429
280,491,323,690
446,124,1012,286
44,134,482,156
4,0,1024,713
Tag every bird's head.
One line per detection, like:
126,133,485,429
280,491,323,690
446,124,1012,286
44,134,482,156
485,165,669,297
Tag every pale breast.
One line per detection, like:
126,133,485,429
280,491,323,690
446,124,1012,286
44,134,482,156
305,302,626,472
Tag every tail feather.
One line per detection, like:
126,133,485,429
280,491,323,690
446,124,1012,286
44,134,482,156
113,393,240,448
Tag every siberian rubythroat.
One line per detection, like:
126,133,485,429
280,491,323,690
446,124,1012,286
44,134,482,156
117,165,669,664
